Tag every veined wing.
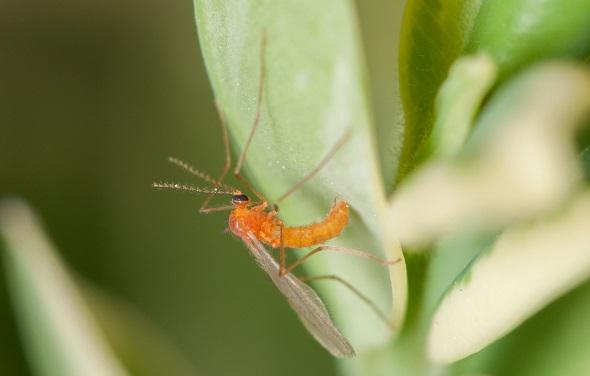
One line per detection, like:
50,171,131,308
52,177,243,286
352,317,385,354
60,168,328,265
244,233,355,358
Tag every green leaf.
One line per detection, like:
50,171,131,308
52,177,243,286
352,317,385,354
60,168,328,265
397,0,482,181
467,0,590,78
193,0,406,349
389,62,590,246
428,190,590,363
83,286,198,376
428,54,497,156
455,279,590,375
0,200,128,376
355,0,407,192
396,0,590,182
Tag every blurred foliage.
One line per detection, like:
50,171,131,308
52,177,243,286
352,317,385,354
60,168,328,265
455,279,590,376
3,0,590,375
1,1,336,375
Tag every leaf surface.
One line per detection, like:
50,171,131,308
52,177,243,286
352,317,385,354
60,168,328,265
0,200,128,376
193,0,406,348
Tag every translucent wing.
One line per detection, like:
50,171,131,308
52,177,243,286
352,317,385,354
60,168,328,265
243,233,355,358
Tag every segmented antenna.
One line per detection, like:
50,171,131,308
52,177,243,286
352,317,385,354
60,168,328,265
152,181,235,195
167,157,235,191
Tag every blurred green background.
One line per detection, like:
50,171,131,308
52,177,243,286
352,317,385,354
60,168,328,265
0,1,337,374
4,1,590,375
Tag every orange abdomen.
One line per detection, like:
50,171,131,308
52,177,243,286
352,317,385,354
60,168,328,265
279,200,349,248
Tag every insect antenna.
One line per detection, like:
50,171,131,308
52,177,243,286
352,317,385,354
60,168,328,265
167,157,236,192
152,181,235,195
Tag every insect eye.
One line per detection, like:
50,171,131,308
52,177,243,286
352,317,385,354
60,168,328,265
232,194,249,204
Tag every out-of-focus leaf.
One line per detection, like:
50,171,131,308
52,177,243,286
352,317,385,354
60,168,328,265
455,279,590,376
83,286,198,376
389,62,590,246
427,190,590,363
467,0,590,78
581,146,590,180
397,0,482,180
0,199,128,376
422,232,499,317
193,0,406,349
355,0,407,193
397,0,590,181
577,124,590,180
428,54,497,156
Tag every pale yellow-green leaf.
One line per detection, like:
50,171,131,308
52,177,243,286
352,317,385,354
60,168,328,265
389,62,590,247
429,54,497,156
0,200,128,376
428,190,590,363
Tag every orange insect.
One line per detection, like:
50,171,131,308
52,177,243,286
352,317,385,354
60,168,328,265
154,34,397,357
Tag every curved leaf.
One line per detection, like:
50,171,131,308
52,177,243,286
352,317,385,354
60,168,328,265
83,286,198,376
397,0,482,180
397,0,590,182
389,62,590,246
467,0,590,78
0,200,128,376
193,0,406,348
428,190,590,363
355,0,408,191
428,54,497,156
455,279,590,375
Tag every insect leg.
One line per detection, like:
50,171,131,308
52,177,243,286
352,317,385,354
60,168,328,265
200,101,233,213
232,32,268,203
284,245,400,275
273,130,352,206
300,274,394,330
278,223,288,277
